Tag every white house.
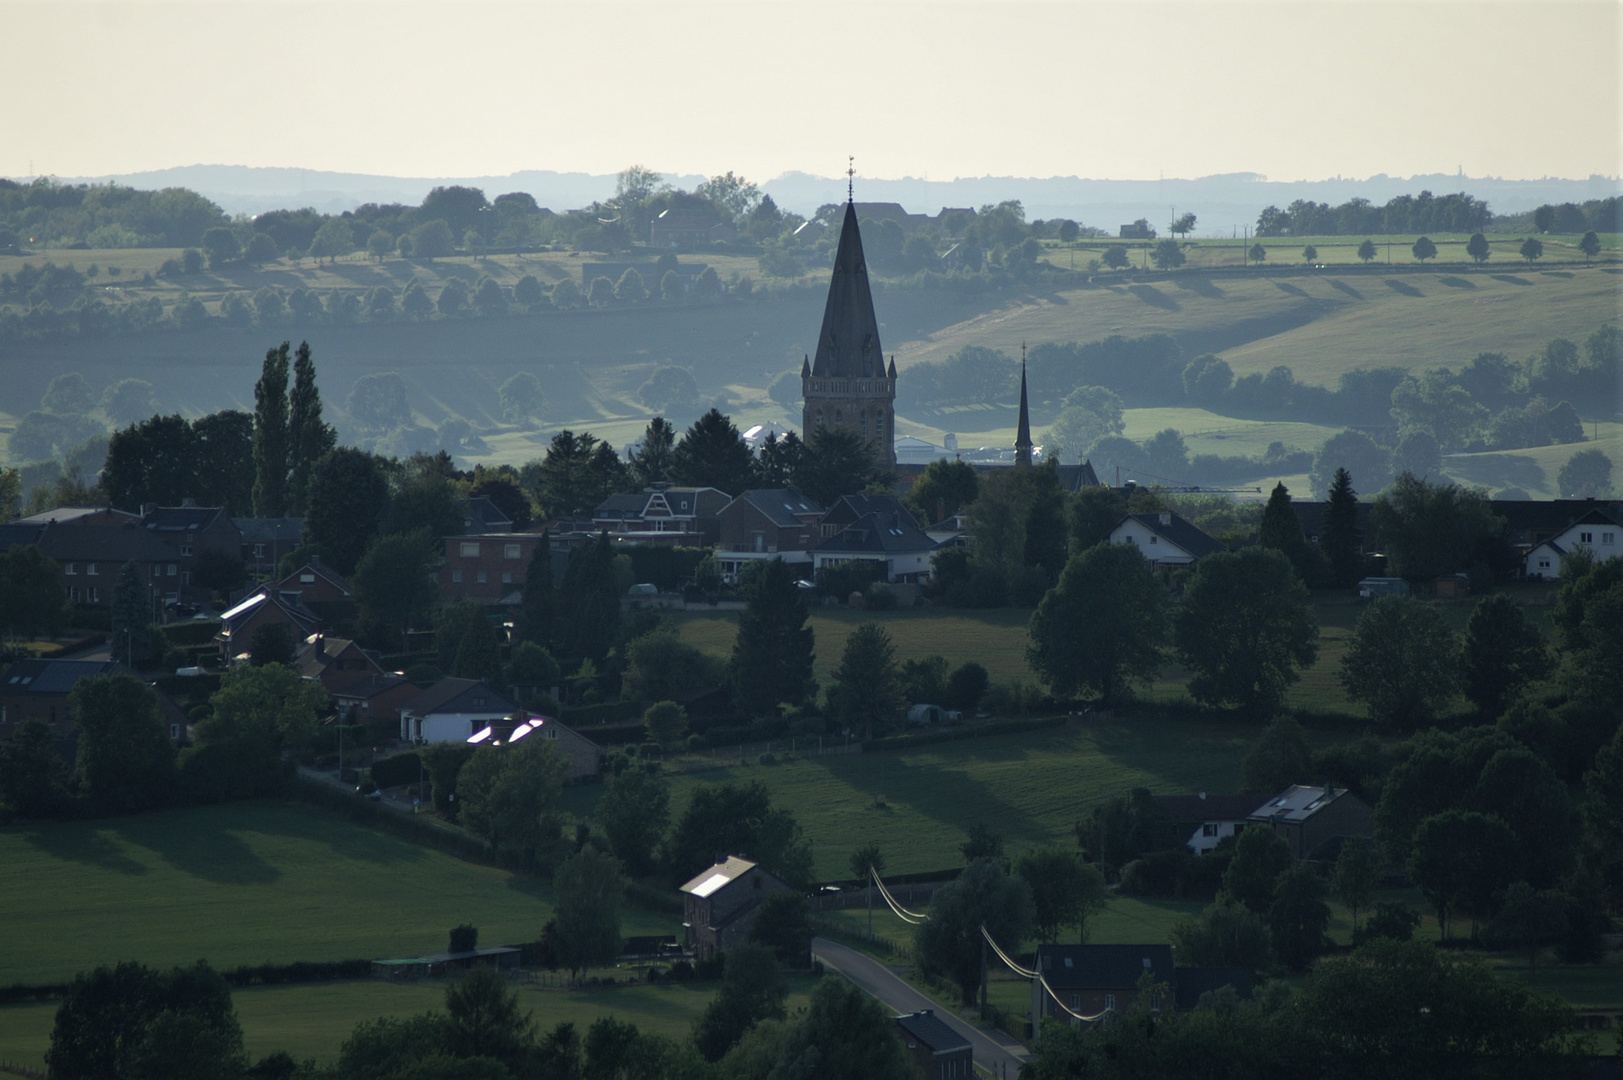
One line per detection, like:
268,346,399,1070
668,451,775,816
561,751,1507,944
399,678,520,744
1107,512,1225,569
1154,794,1260,855
1524,509,1621,580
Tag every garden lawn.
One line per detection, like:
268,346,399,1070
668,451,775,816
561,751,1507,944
0,976,821,1071
0,801,678,986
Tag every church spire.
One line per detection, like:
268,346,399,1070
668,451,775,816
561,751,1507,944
1015,341,1033,467
809,199,884,379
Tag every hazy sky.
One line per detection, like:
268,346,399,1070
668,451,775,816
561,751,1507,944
5,0,1619,184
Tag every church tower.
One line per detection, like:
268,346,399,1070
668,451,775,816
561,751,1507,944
801,195,897,467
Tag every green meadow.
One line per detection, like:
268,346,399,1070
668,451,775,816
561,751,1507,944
0,801,677,987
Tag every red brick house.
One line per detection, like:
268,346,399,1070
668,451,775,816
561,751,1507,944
1032,944,1174,1029
294,634,386,695
0,520,173,613
715,488,823,582
332,673,421,726
235,517,304,579
440,533,547,604
141,503,243,605
218,590,321,662
678,856,792,961
275,559,352,604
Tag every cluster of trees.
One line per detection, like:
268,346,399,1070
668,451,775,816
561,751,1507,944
1253,190,1494,237
0,177,227,249
1508,196,1623,236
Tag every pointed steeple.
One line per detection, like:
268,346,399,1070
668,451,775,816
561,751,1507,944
1015,342,1033,467
810,202,885,379
801,355,811,378
887,356,897,380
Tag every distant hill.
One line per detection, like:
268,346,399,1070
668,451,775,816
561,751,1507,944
27,164,1621,233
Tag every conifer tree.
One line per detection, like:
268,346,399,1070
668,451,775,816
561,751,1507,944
515,532,556,648
287,341,336,514
251,343,291,517
1258,481,1318,584
731,558,816,716
1320,467,1363,587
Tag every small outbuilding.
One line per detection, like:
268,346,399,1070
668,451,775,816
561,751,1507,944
1356,576,1410,599
894,1010,973,1080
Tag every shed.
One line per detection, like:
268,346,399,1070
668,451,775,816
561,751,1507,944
1356,576,1410,599
894,1010,973,1080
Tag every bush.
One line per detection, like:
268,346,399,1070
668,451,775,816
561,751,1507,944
369,752,422,790
863,584,898,611
1357,901,1421,944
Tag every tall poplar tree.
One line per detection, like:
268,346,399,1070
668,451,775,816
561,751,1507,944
287,341,335,515
251,343,291,517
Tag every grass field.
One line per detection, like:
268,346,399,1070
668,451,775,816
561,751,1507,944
565,714,1260,881
0,801,678,987
0,975,823,1072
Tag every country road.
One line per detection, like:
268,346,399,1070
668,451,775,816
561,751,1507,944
812,936,1028,1078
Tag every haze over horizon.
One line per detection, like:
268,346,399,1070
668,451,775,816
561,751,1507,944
6,0,1619,187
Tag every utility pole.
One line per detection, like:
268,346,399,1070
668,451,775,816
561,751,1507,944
868,866,874,941
980,934,989,1014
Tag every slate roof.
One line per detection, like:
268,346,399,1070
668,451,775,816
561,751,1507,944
2,659,125,695
234,517,304,543
0,524,45,552
811,201,886,380
331,673,416,702
815,510,936,556
1154,794,1263,825
32,522,175,562
1015,358,1032,462
399,678,517,718
14,507,139,526
894,1011,971,1053
461,497,513,533
1037,944,1175,991
1249,785,1356,824
1118,512,1226,559
1173,967,1252,1012
143,505,229,533
219,590,321,634
823,494,921,532
729,489,823,529
278,560,352,596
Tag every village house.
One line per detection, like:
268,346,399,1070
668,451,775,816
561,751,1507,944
1153,793,1262,855
810,494,937,584
592,486,730,548
1523,507,1622,579
234,517,303,579
0,658,190,746
293,633,387,695
1032,944,1174,1028
0,520,173,613
217,589,322,662
440,533,546,604
469,714,602,779
331,674,420,727
1247,784,1374,860
714,488,823,582
398,678,520,744
678,856,792,961
1108,511,1225,570
140,502,243,605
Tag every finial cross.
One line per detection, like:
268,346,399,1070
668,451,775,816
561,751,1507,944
847,156,855,201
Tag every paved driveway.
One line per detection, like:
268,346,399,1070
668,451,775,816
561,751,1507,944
812,936,1029,1078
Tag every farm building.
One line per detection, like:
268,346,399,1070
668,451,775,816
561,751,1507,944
1153,793,1262,855
679,856,792,961
1247,785,1373,860
894,1011,973,1080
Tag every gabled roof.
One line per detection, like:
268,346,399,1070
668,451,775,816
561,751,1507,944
0,524,46,553
1037,944,1175,991
811,201,886,380
593,487,729,522
461,497,513,532
1116,512,1226,559
33,522,176,563
293,635,380,681
725,489,824,529
1527,539,1566,557
331,673,416,702
399,677,517,718
815,510,936,556
219,589,321,634
1553,507,1623,535
1249,784,1360,824
894,1011,971,1054
823,493,921,532
277,560,351,596
1153,794,1262,825
143,505,230,533
2,659,126,695
680,855,757,898
233,517,304,543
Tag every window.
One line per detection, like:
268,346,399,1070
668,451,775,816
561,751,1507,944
1105,994,1117,1010
253,544,265,559
1538,558,1551,569
64,562,77,575
1148,536,1158,545
86,563,98,576
166,564,177,576
452,570,463,583
1580,532,1593,544
1604,532,1616,545
504,543,520,559
170,724,180,740
181,572,190,585
501,572,512,584
460,542,480,557
300,573,315,584
89,587,99,603
1202,823,1218,837
181,544,193,557
476,571,487,584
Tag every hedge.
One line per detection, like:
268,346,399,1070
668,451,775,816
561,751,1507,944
558,700,641,727
369,752,423,790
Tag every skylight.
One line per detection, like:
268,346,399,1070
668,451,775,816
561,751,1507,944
690,871,732,898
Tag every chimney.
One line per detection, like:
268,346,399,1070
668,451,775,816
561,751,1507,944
1198,791,1206,800
181,498,197,507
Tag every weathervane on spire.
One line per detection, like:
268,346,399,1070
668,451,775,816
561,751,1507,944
847,156,855,202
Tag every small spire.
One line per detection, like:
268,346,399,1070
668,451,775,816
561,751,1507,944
1015,342,1032,468
847,156,855,203
887,356,897,380
801,355,810,377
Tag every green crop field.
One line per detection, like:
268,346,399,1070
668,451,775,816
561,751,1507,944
0,975,823,1072
0,801,678,987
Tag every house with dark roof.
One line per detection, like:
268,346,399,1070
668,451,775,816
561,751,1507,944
218,590,322,662
294,633,386,694
441,533,548,604
141,503,242,604
234,517,304,578
1248,784,1373,860
812,508,938,584
13,506,140,527
398,678,520,744
1523,507,1621,580
0,658,189,746
1108,511,1225,569
1153,793,1264,855
678,856,792,961
468,713,603,780
715,488,824,582
1033,944,1175,1029
894,1011,973,1080
648,208,734,248
332,673,421,727
275,559,352,604
591,486,730,547
0,521,174,611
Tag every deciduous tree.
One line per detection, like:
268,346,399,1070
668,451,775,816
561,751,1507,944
1339,597,1459,727
1176,548,1319,716
1461,594,1553,718
552,847,624,978
1028,543,1168,706
914,858,1031,1005
828,621,906,740
595,766,670,876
